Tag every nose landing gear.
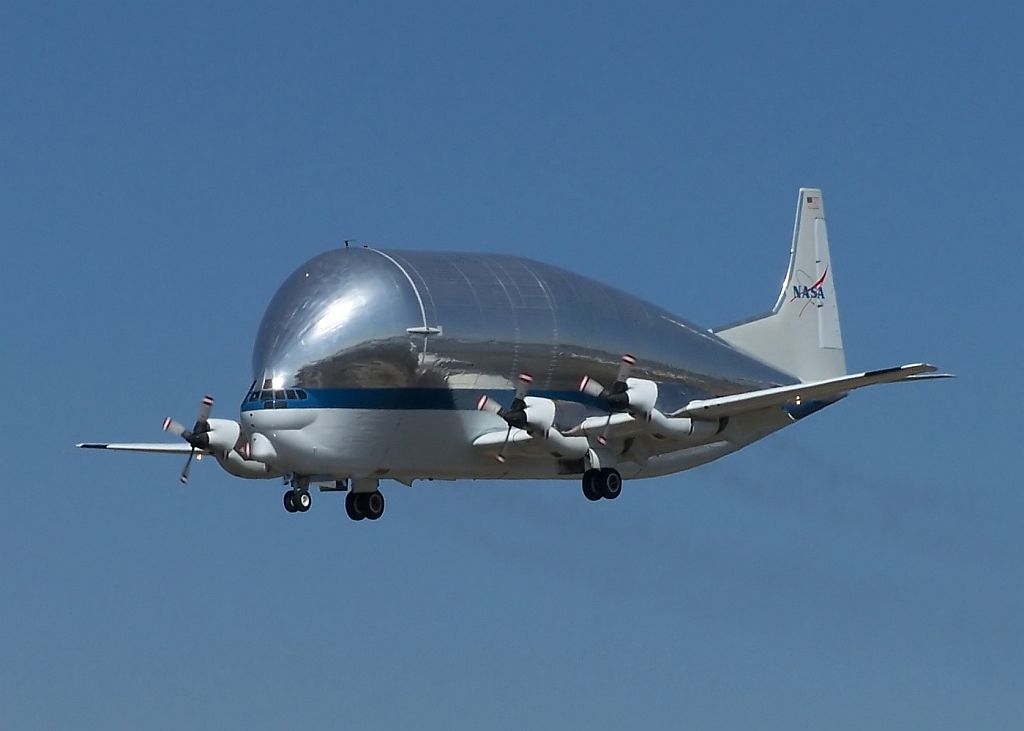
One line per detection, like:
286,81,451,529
283,488,312,513
283,476,312,514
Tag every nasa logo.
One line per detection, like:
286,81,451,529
789,266,829,316
792,284,826,300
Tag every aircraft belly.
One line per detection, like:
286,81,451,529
266,408,560,479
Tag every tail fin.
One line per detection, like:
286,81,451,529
714,188,846,382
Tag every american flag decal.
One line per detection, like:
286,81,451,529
806,195,820,209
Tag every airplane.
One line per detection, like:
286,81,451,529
79,188,950,521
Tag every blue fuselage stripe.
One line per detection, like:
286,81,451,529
241,388,606,412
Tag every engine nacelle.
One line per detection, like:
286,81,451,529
522,396,557,432
522,396,588,458
215,449,283,479
623,378,659,414
198,418,242,453
645,410,723,441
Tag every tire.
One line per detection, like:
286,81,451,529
363,491,385,520
598,468,622,500
296,490,312,512
345,492,365,521
582,470,602,501
283,490,298,513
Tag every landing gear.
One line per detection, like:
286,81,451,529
361,491,385,520
283,488,311,513
581,468,622,501
344,492,364,521
345,490,385,521
598,468,622,499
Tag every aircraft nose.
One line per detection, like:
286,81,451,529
247,431,278,464
242,406,317,433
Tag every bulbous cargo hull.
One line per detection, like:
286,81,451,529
241,247,797,480
250,247,794,412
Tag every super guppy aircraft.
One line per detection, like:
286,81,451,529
79,189,949,521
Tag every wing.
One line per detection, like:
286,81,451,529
77,442,199,455
671,363,953,420
564,413,643,439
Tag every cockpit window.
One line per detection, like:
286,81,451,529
245,387,309,407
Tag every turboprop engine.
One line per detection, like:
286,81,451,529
163,395,278,482
477,374,589,461
580,354,724,444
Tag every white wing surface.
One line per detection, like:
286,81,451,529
77,443,199,455
671,363,952,420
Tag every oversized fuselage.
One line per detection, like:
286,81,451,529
239,248,795,481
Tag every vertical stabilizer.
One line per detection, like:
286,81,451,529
714,188,846,382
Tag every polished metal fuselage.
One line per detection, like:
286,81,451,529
241,247,797,481
252,248,793,402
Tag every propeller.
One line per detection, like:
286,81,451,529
579,354,635,404
163,395,215,484
579,354,637,445
477,374,533,462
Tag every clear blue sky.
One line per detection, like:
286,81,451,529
2,2,1020,728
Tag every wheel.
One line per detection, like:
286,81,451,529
295,490,312,512
283,490,298,513
345,491,365,521
597,468,622,500
361,491,385,520
582,469,602,501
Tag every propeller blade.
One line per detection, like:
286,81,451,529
514,373,533,402
195,395,214,426
579,375,606,399
597,412,613,446
615,354,637,383
477,394,503,415
180,448,195,484
495,425,513,463
162,417,187,436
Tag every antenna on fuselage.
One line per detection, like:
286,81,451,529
344,238,356,248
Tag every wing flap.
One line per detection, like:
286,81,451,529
564,412,640,439
671,363,949,419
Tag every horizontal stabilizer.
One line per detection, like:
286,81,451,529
77,442,199,455
671,363,951,420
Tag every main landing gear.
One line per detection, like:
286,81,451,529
345,490,385,521
582,468,622,501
